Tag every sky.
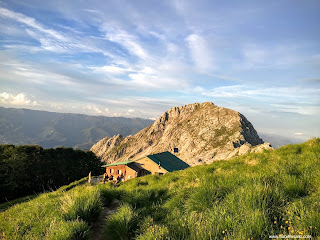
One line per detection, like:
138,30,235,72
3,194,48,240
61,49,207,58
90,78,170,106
0,0,319,142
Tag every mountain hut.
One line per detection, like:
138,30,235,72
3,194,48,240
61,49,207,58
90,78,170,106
102,151,189,181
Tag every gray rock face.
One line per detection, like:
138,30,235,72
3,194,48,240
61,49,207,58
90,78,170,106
91,102,273,166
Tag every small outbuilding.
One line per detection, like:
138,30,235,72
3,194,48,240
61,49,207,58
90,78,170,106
102,151,189,181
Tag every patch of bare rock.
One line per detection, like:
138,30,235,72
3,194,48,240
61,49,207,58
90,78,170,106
91,102,273,166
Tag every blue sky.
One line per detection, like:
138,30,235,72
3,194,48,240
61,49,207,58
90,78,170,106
0,0,319,141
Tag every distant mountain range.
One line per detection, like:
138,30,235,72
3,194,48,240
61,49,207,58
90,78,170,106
258,133,301,148
0,107,153,149
0,106,300,151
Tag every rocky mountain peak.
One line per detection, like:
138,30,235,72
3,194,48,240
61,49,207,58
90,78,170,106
91,102,272,166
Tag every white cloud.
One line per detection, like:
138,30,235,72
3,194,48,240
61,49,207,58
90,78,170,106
127,72,183,90
0,7,118,58
112,112,122,117
201,85,320,100
128,109,135,113
270,104,319,116
2,44,43,53
0,92,38,106
0,8,67,41
92,65,131,75
200,85,320,115
105,27,148,60
294,132,304,136
85,105,103,114
185,33,214,72
166,43,179,54
93,63,189,90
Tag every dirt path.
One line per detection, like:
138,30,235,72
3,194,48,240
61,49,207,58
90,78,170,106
89,199,120,240
89,176,103,185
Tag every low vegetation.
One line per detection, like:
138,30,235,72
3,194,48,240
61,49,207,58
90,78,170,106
1,138,319,239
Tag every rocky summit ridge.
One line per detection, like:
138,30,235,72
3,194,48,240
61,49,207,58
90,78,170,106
91,102,272,166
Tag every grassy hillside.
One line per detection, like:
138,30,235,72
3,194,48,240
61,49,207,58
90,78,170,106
1,139,319,239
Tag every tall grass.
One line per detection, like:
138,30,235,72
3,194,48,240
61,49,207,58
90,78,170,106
96,182,121,206
105,203,138,240
61,185,102,223
0,184,101,239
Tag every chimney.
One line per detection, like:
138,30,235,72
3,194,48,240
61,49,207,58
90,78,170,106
174,147,179,153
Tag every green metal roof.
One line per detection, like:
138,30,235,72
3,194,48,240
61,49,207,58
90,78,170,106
147,151,190,172
102,160,134,167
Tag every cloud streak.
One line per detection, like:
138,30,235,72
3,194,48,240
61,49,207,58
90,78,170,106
105,28,149,60
0,7,66,41
200,84,320,115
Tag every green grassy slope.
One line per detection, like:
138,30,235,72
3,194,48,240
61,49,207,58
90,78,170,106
1,139,319,239
0,178,99,240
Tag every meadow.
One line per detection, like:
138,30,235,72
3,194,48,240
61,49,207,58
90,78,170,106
1,138,319,239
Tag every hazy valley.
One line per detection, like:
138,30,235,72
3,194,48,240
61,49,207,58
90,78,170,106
0,107,153,149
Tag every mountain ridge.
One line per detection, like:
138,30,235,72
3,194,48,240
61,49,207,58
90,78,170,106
0,106,153,149
91,102,272,166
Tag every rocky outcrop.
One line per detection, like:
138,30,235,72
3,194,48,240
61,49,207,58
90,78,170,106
91,102,272,166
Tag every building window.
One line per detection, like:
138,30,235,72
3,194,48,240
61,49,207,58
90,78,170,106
128,175,132,179
111,169,114,174
119,170,122,175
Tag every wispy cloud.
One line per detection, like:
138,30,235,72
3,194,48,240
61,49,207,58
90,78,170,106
185,33,215,72
85,104,110,115
2,60,78,87
0,7,67,41
294,132,304,136
92,65,132,75
104,27,149,60
200,84,320,115
0,7,118,59
270,104,320,116
201,85,320,100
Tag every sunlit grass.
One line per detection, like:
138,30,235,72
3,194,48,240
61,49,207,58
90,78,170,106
1,138,319,239
105,203,138,240
61,185,102,223
103,138,320,240
0,184,100,239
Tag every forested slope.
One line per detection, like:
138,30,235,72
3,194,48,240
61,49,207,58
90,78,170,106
0,145,103,202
